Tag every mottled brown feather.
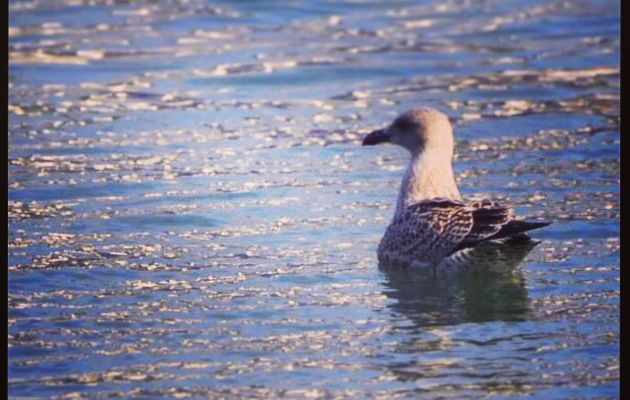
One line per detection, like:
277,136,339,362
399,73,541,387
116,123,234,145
377,198,517,265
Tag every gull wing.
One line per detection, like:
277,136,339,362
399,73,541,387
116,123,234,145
402,199,474,261
453,199,550,253
385,199,512,263
379,198,550,265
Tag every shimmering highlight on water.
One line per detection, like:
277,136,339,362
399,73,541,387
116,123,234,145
9,0,619,398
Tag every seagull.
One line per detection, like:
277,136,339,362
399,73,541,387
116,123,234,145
362,108,550,268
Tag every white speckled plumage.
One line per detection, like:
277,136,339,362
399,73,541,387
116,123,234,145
362,108,550,267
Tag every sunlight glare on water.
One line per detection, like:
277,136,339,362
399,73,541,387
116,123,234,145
8,0,619,398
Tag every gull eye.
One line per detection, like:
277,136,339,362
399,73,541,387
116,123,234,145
393,118,419,133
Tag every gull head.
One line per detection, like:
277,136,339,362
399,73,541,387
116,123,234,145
362,108,454,155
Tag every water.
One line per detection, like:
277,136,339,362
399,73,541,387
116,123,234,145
8,0,619,398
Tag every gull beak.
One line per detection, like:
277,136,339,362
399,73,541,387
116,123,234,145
362,128,391,146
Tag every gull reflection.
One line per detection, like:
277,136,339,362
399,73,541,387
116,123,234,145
380,236,539,328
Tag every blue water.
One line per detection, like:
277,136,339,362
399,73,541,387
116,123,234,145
9,0,619,398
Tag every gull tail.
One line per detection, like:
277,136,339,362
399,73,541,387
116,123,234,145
452,219,551,254
489,220,551,241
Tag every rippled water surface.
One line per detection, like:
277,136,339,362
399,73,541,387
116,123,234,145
8,0,619,398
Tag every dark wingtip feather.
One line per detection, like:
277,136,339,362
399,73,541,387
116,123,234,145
492,219,551,240
521,220,552,229
451,220,551,254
